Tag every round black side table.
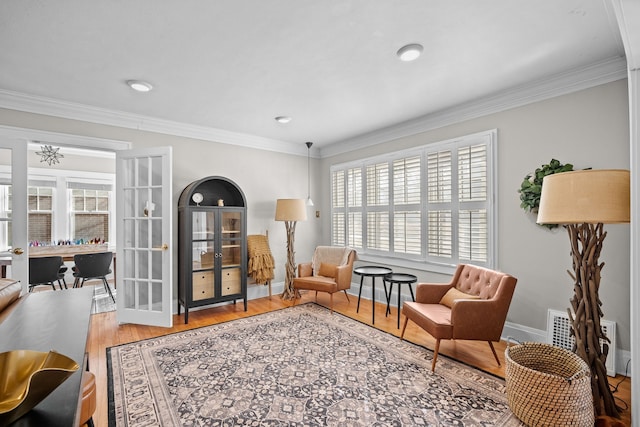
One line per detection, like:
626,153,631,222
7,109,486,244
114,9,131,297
383,273,417,329
353,266,392,325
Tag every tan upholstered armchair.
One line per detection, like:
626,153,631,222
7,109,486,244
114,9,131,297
293,246,357,312
400,263,517,371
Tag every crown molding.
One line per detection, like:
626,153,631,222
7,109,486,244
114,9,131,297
0,56,628,159
0,90,305,156
0,124,130,151
320,56,628,158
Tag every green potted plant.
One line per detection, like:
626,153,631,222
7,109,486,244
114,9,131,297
518,159,574,228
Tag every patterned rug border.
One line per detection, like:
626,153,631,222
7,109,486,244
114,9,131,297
107,303,521,426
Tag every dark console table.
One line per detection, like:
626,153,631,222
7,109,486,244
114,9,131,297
0,287,94,426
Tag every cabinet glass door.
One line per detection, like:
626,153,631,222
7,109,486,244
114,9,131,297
192,211,215,241
221,210,242,296
192,210,215,300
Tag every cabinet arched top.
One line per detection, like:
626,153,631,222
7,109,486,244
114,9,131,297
178,176,246,208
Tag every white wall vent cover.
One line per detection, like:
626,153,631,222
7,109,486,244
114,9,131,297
546,309,616,377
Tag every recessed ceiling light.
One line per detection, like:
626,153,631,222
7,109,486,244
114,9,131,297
127,80,153,92
396,43,423,62
275,116,292,124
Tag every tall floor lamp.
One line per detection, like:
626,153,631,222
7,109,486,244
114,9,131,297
275,199,307,300
537,169,630,418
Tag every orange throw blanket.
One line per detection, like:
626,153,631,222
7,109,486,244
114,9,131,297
247,235,275,284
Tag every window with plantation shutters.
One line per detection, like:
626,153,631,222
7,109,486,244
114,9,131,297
331,170,346,246
347,168,362,207
331,130,495,269
366,163,388,206
347,212,363,248
393,156,421,255
457,143,488,262
331,167,364,250
426,150,452,259
394,156,420,205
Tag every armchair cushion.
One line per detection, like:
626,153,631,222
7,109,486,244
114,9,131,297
318,262,337,278
312,246,354,275
439,287,480,308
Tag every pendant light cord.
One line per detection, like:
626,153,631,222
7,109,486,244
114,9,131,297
306,141,313,206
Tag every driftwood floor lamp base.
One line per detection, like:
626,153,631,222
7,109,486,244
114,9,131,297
566,223,619,418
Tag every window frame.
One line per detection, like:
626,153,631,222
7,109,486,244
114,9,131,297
330,129,497,274
69,186,112,243
0,166,115,247
28,182,55,243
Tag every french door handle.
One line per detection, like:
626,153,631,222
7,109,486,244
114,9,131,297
12,248,24,255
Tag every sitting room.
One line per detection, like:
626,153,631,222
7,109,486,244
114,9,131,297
0,1,638,426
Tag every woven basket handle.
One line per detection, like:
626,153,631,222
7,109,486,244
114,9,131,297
506,337,522,348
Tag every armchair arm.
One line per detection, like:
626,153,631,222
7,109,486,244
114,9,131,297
415,283,453,304
450,299,509,341
334,264,353,291
297,262,312,278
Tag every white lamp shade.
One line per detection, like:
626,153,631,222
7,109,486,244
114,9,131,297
537,169,630,225
275,199,307,221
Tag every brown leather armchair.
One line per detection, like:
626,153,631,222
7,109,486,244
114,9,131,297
293,247,357,312
400,263,517,371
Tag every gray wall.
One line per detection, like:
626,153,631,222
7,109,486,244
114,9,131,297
320,79,631,350
0,108,324,291
0,78,631,351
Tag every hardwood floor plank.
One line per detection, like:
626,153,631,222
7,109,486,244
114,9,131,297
86,292,632,426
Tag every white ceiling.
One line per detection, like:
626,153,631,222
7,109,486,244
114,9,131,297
0,1,628,156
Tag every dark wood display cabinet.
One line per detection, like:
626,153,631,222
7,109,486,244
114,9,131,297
178,176,247,323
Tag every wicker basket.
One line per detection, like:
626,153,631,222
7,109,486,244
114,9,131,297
505,342,594,426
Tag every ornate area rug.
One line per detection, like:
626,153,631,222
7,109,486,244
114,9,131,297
107,304,523,426
90,282,116,314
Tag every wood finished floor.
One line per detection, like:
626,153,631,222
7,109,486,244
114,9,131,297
87,291,632,426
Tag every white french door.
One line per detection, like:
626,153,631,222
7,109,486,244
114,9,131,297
0,139,28,291
116,146,173,327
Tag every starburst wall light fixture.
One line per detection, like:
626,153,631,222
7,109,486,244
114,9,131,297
35,144,64,166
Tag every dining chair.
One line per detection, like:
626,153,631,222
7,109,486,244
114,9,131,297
58,265,68,289
72,252,115,303
29,256,65,292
